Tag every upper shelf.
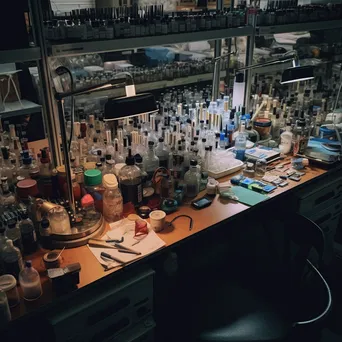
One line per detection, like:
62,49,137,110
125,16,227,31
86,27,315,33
0,47,41,64
0,99,42,118
48,26,253,57
257,19,342,35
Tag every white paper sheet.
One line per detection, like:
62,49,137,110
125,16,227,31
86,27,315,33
88,218,166,270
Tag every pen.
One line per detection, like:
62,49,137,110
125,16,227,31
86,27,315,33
100,252,125,264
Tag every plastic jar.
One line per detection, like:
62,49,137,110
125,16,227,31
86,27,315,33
0,289,11,327
84,169,105,212
0,274,19,308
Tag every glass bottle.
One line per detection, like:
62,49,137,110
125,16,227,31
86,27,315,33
19,260,42,301
19,151,34,179
155,137,170,168
103,155,115,175
102,174,123,223
1,147,15,183
5,220,23,253
119,149,142,206
39,218,51,249
70,122,80,165
143,141,159,180
2,240,24,280
235,124,247,161
19,212,37,255
0,225,8,274
0,177,16,209
184,160,201,198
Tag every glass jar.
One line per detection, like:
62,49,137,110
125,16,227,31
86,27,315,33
102,174,123,223
0,274,19,308
255,158,267,177
48,206,72,235
0,289,11,327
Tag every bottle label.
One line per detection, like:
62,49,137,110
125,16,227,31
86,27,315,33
120,182,142,205
21,229,37,253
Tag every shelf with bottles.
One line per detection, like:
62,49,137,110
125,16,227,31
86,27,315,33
48,26,253,57
257,19,342,36
0,47,41,64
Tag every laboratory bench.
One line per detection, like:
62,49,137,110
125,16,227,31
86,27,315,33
3,141,342,341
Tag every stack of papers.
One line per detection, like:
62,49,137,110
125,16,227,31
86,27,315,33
88,218,166,270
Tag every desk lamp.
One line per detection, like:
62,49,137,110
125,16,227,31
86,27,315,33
237,51,314,84
52,66,157,247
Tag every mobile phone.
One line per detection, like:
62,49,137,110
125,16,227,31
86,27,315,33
191,197,212,210
289,175,301,182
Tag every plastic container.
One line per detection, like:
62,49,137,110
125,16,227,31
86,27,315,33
0,289,11,327
0,274,20,307
84,169,105,212
2,240,24,280
102,174,123,223
253,118,272,139
19,261,42,301
5,219,23,252
19,212,37,254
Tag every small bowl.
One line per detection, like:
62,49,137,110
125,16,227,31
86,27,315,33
253,118,272,139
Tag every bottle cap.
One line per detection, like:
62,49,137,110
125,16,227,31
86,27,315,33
190,159,197,166
25,260,32,268
41,219,50,229
97,150,102,156
6,240,14,247
159,137,164,142
84,169,102,186
148,141,154,146
131,153,142,165
125,149,135,166
7,220,16,229
21,212,29,220
22,157,32,165
103,174,118,189
105,154,111,160
205,146,210,151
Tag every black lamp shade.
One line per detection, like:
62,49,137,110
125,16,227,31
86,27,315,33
104,93,157,121
281,65,314,84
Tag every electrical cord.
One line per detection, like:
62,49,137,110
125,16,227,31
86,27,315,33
167,215,193,231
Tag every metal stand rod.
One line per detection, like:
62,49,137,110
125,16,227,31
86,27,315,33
57,100,75,212
213,0,224,101
244,11,256,112
31,0,62,167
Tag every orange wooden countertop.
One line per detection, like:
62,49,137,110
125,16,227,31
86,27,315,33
12,139,332,322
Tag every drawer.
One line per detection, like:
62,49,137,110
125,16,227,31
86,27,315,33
307,202,342,236
70,315,155,342
50,269,155,342
296,174,342,215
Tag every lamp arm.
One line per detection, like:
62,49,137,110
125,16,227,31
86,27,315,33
236,50,299,72
55,77,127,100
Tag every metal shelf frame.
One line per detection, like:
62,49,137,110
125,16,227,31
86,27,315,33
0,99,42,118
0,47,41,64
257,19,342,35
49,26,253,57
7,1,342,168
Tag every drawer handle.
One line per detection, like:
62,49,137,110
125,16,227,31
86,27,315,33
87,297,130,326
137,305,151,318
90,317,130,342
315,192,334,205
315,213,332,226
